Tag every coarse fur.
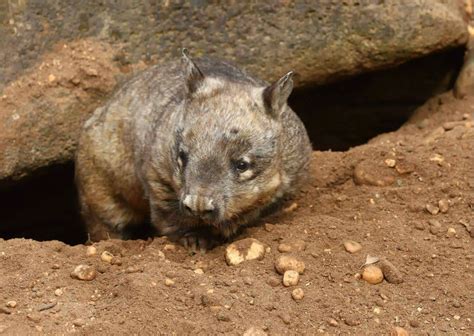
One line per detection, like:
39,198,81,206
75,51,312,251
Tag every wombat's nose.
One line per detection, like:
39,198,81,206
182,194,216,217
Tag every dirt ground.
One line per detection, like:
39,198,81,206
0,91,473,335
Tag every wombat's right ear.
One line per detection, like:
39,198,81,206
262,71,294,118
181,48,204,95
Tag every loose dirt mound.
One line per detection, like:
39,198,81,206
0,93,473,335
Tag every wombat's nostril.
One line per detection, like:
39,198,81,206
183,203,193,213
182,195,194,214
182,194,216,217
203,199,215,212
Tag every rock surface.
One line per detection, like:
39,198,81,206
0,39,119,185
0,1,468,89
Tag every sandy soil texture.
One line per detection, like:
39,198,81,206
0,92,473,335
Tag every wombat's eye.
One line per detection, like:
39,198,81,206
177,149,188,168
235,159,250,173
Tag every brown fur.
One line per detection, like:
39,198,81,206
75,52,312,250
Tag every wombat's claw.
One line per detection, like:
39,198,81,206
179,230,216,254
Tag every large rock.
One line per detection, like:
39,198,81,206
0,39,119,184
0,1,469,183
1,1,468,88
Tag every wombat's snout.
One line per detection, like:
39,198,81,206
181,194,217,220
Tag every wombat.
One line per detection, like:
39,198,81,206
75,50,312,251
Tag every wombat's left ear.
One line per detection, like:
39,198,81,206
262,71,294,118
181,48,205,95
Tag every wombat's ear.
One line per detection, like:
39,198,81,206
181,48,204,95
262,71,294,118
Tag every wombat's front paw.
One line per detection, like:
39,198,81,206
176,228,220,253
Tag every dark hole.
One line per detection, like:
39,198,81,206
289,47,465,151
0,163,87,245
0,46,465,244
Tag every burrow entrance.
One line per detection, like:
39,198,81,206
0,47,465,244
289,47,464,151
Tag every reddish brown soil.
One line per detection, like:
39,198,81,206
0,92,473,335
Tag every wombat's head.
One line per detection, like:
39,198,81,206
171,50,295,236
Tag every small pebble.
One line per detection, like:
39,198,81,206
267,277,281,287
362,265,384,284
453,315,461,320
216,311,231,322
283,202,298,213
384,158,396,167
111,257,122,266
414,222,425,230
438,199,449,213
71,265,97,281
264,223,274,232
243,327,268,336
27,313,41,323
426,204,439,215
86,246,97,256
282,270,300,287
395,161,415,174
409,320,420,328
343,317,360,326
165,278,175,287
291,288,304,301
430,153,445,164
279,313,291,324
343,240,362,253
429,219,443,235
54,289,63,297
277,240,306,253
101,251,114,263
274,255,305,275
125,266,144,273
37,301,57,312
391,326,409,336
72,318,85,327
194,268,204,275
447,227,456,237
277,243,292,253
225,238,266,266
379,259,404,284
291,240,307,251
163,244,176,251
328,318,339,327
5,301,16,308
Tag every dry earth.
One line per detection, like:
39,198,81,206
0,92,473,335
